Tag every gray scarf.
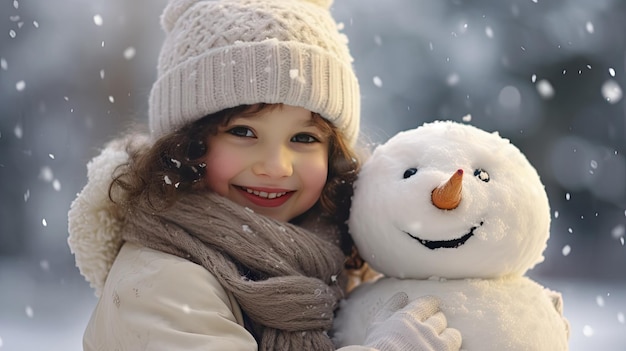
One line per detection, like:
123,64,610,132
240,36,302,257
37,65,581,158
122,191,346,350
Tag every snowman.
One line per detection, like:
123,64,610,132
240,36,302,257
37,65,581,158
333,121,569,350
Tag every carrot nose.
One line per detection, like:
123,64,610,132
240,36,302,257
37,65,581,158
431,169,463,210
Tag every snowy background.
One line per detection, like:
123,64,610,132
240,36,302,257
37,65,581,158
0,0,625,350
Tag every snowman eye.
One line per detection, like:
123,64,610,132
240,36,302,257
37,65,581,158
403,168,418,179
474,168,490,182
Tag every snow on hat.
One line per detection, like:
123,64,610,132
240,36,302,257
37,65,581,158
149,0,360,145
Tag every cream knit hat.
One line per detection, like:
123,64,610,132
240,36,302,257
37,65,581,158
149,0,360,145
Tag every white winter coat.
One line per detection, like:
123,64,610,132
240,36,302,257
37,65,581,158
83,242,257,350
68,140,375,351
84,242,376,351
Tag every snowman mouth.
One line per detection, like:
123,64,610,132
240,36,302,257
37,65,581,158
404,221,483,250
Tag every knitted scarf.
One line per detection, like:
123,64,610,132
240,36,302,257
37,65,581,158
122,191,346,351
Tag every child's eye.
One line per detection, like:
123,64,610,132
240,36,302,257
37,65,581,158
227,126,255,138
291,133,319,143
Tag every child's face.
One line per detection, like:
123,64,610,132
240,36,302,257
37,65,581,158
203,105,329,222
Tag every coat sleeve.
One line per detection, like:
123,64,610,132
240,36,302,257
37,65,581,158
83,242,257,351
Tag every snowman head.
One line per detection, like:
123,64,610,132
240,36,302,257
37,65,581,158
349,121,551,279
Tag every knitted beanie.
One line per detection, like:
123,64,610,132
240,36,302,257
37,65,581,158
149,0,360,146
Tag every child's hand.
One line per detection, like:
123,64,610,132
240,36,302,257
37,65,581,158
363,292,462,351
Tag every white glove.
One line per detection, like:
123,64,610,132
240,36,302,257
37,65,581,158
363,292,462,351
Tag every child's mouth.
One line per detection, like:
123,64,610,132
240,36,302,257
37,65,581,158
236,186,294,207
242,187,288,199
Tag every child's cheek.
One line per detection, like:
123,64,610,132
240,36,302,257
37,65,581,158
297,155,329,204
203,149,243,196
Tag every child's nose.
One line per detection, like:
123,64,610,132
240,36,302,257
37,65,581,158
252,145,294,178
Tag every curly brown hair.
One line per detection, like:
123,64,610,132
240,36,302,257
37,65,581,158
111,103,363,268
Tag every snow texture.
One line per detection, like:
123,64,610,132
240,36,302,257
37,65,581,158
334,121,569,350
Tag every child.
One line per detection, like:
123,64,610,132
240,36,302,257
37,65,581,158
68,0,462,350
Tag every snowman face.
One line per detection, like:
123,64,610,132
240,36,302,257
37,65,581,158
349,121,551,279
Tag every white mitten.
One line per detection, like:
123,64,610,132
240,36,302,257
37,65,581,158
363,292,462,351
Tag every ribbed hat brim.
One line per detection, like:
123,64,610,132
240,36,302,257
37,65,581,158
149,38,360,145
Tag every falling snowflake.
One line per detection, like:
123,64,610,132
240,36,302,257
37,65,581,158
14,124,23,139
373,76,383,87
123,47,136,60
611,225,625,240
447,73,460,86
163,175,172,185
582,325,594,337
596,295,605,307
536,79,555,99
562,245,571,256
93,14,103,26
601,80,622,104
498,86,521,108
485,26,494,38
39,166,54,182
